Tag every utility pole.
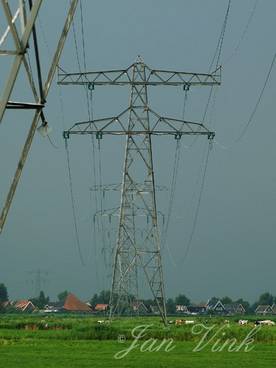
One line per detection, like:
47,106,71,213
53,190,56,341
59,57,221,324
0,0,79,233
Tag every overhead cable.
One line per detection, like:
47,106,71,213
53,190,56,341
209,0,232,72
180,141,212,264
224,0,259,65
215,51,276,149
65,139,86,266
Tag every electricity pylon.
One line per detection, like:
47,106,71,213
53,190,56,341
28,269,48,297
59,57,221,324
0,0,79,233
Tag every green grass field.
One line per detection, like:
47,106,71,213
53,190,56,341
0,315,275,367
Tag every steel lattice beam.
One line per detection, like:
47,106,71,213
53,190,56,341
0,0,43,121
0,0,80,233
63,106,215,139
58,64,221,87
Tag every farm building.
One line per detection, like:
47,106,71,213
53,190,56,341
132,302,148,313
63,293,92,312
188,304,207,315
271,304,276,315
255,305,273,315
176,305,189,313
224,303,246,315
14,300,36,312
94,304,109,312
206,300,226,315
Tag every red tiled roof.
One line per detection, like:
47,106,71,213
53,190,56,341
63,293,92,312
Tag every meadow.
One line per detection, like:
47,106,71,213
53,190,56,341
0,314,276,367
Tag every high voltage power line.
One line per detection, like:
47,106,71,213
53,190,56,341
59,57,220,324
223,0,259,65
215,51,276,150
2,1,274,325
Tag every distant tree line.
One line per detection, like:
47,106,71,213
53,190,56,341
1,282,276,314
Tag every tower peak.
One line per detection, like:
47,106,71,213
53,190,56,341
136,55,144,63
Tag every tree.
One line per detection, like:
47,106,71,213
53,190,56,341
166,298,176,314
90,290,113,306
0,283,8,302
258,292,274,306
31,291,49,309
221,296,232,305
57,290,69,303
175,294,190,306
99,290,111,304
90,293,99,307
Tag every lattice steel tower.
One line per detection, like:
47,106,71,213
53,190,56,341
111,59,165,318
60,57,221,324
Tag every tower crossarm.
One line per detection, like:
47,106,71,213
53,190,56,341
63,107,215,139
90,183,167,192
58,63,221,87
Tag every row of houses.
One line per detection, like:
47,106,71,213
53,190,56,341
0,300,37,313
176,300,246,315
255,304,276,315
2,294,276,316
176,300,276,316
0,294,109,314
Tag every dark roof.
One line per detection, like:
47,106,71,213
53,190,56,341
188,305,207,311
255,305,273,313
207,300,225,310
45,301,63,308
206,298,219,308
176,304,188,308
224,303,245,312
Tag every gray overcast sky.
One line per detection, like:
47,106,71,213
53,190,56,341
0,0,276,303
